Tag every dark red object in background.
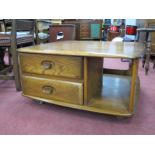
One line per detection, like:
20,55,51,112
126,25,137,35
110,26,120,32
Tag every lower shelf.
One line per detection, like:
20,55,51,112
23,74,140,117
88,74,138,116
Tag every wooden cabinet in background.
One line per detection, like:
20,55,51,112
49,24,76,42
139,19,155,73
63,19,103,40
145,19,155,51
79,22,90,39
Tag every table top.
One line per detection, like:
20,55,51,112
18,41,145,59
137,28,155,32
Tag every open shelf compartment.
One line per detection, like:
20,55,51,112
87,74,140,116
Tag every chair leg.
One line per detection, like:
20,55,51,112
0,47,5,67
11,47,21,91
33,41,35,45
8,48,12,73
145,53,150,75
129,59,133,70
142,55,146,68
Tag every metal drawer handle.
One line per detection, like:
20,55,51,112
42,85,54,95
41,61,54,70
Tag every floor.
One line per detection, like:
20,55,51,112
0,58,155,135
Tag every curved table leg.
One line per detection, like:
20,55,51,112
129,59,139,113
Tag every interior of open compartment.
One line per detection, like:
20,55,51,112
83,57,139,116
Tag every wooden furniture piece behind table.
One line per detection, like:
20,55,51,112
0,19,36,91
136,19,155,74
136,28,155,74
18,41,144,117
107,31,121,41
0,20,4,31
49,24,76,42
63,19,103,40
35,20,52,44
145,20,155,51
2,19,12,31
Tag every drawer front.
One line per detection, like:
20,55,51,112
19,53,83,79
80,27,89,32
80,23,89,30
22,76,83,105
80,31,89,37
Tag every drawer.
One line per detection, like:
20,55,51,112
19,53,83,79
22,76,83,105
80,23,89,28
80,31,89,34
80,31,89,37
80,27,89,32
80,33,89,38
80,32,89,35
80,28,89,33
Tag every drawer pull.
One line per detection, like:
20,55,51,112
41,61,54,70
42,86,54,94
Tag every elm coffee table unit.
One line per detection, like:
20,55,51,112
18,41,144,117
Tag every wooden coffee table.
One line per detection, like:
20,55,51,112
18,41,144,117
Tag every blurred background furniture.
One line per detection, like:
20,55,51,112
103,19,125,41
107,30,121,41
63,19,103,40
35,19,51,44
136,28,155,74
90,22,102,39
78,20,102,40
0,19,36,91
126,25,137,36
3,19,12,31
0,20,4,31
49,24,76,42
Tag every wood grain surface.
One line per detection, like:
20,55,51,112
22,75,83,105
18,41,145,59
19,53,83,79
